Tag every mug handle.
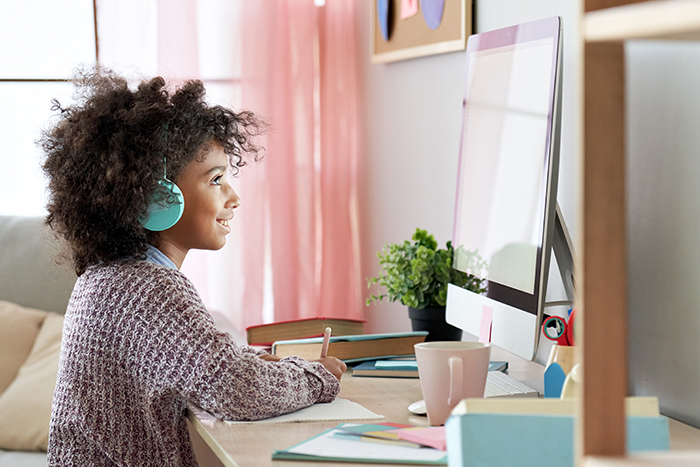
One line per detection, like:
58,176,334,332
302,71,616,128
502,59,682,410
448,357,463,406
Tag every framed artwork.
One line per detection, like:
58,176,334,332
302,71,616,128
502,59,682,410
372,0,472,63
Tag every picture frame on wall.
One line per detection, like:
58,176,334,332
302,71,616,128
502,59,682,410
372,0,472,63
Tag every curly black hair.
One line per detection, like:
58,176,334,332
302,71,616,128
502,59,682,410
41,68,264,276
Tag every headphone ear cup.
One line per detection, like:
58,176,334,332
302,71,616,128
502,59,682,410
140,179,185,231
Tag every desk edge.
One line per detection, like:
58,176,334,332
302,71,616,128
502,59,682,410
186,407,240,467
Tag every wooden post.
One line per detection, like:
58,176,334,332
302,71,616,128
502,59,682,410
585,0,646,12
582,40,627,457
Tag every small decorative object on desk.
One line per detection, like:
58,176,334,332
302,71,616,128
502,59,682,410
366,228,487,341
544,345,577,398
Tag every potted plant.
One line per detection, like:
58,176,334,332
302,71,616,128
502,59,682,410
367,228,487,341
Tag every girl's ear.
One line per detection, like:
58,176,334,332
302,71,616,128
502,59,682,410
140,179,185,231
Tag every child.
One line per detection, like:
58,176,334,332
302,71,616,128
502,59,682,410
40,69,346,466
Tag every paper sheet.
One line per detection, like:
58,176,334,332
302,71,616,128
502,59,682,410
224,398,384,424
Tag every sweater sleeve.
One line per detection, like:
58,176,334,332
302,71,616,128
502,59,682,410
189,340,340,421
141,270,340,421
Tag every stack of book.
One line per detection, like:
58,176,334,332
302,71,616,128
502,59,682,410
246,317,365,346
271,331,428,362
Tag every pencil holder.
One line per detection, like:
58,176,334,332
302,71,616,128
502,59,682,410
546,344,576,375
544,344,577,398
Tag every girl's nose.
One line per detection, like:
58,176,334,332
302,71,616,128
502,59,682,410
226,185,241,209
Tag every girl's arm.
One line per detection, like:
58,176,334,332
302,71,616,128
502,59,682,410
148,283,340,421
187,346,341,421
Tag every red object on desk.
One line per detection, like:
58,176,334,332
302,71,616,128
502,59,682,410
542,308,577,346
542,316,571,346
566,308,577,346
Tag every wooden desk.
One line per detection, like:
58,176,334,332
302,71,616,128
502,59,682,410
188,372,426,467
186,346,543,467
186,346,700,467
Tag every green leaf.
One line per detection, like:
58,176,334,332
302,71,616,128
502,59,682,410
366,228,488,308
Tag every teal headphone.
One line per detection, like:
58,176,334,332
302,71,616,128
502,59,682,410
140,156,185,231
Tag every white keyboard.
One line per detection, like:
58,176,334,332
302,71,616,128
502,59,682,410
484,371,539,398
407,371,539,415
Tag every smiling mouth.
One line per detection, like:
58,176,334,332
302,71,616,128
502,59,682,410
217,219,229,227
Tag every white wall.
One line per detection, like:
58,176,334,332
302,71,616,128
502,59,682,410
626,41,700,428
357,0,700,429
356,2,468,334
356,0,582,336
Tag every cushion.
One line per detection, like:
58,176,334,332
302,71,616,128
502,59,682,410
0,449,48,467
0,313,64,451
0,215,77,314
0,301,48,395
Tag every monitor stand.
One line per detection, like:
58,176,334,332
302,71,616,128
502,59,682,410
552,203,576,304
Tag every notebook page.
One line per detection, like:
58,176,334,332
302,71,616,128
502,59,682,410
223,398,384,424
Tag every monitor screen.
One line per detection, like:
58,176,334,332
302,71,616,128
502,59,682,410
447,16,562,360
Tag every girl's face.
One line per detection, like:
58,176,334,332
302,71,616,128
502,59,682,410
157,142,240,268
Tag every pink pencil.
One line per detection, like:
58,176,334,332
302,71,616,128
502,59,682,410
320,327,332,358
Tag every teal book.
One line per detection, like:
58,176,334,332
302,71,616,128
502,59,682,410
352,359,419,378
272,423,447,465
351,359,509,378
272,331,428,362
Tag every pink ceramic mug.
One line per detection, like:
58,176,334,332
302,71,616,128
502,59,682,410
415,341,491,426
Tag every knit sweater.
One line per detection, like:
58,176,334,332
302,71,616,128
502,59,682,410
47,260,340,466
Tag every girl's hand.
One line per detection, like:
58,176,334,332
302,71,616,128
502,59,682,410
313,357,347,382
258,353,282,362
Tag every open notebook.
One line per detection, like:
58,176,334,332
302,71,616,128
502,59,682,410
189,398,384,425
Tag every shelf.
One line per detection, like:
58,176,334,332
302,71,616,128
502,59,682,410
584,451,700,466
585,1,700,42
581,0,700,462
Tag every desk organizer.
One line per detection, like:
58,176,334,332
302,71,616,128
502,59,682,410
544,344,577,398
445,413,669,467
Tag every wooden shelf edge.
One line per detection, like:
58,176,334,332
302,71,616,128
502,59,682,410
584,451,700,466
585,1,700,42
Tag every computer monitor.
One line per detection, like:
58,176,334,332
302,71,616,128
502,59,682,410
446,16,566,361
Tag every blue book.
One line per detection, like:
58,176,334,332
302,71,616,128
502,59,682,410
352,359,419,378
272,423,447,464
351,360,509,378
271,331,428,362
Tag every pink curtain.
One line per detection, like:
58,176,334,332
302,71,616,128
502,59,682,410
156,0,199,80
96,0,363,332
238,0,363,327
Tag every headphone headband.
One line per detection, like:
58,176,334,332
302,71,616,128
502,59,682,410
139,124,184,231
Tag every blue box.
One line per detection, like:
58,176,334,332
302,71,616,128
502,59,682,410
445,413,669,467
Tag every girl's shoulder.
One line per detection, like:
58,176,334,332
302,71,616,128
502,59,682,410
87,258,183,278
81,260,198,301
69,260,209,329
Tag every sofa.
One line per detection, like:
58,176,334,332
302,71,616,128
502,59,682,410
0,215,77,466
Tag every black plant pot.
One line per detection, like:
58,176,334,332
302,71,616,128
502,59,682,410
408,306,462,342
